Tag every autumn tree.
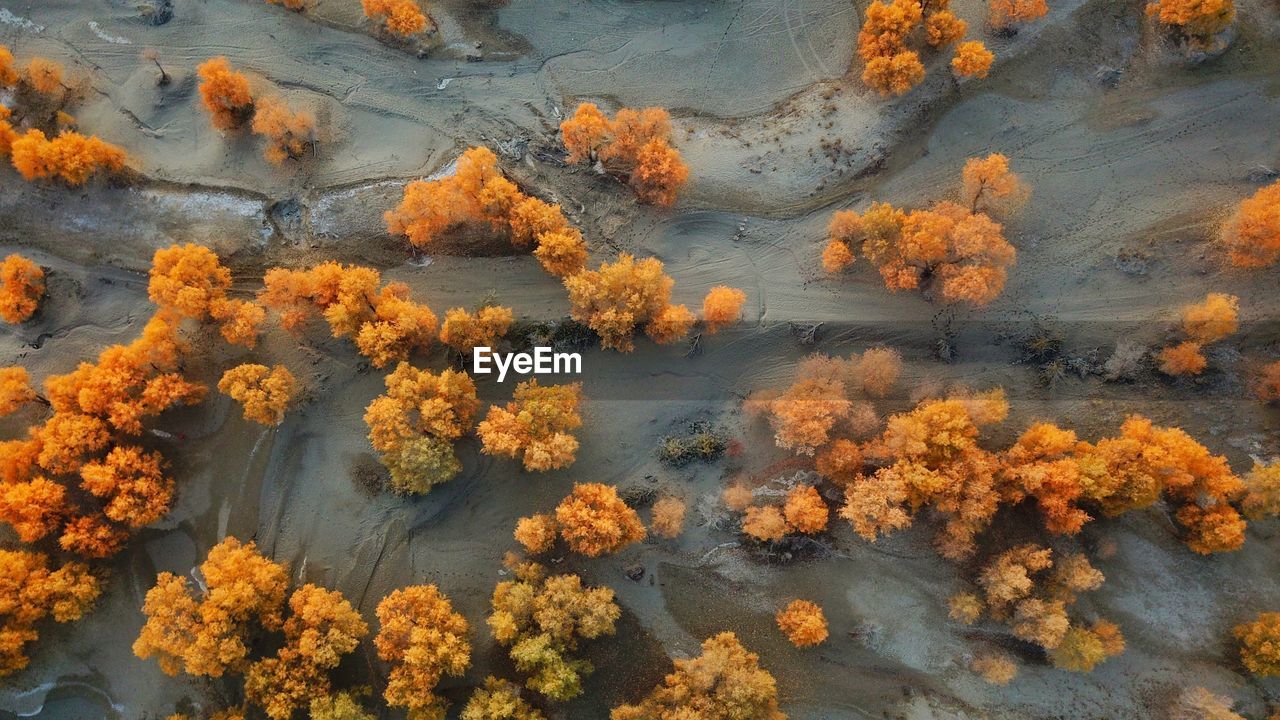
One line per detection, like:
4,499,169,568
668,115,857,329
723,482,754,511
10,129,126,185
783,485,829,534
989,0,1048,29
856,0,983,95
219,364,298,425
564,254,693,350
611,632,785,720
362,0,432,36
375,585,471,718
266,0,306,10
971,652,1017,685
514,513,559,554
776,600,828,647
488,559,620,700
560,104,689,205
251,96,316,164
196,57,254,130
1181,292,1239,343
79,445,173,527
0,550,99,675
1049,620,1125,671
1220,180,1280,268
364,362,479,493
134,537,288,677
1254,361,1280,403
477,380,582,471
1234,612,1280,676
462,677,547,720
0,254,44,323
148,243,264,347
440,305,515,353
741,505,788,541
952,41,994,78
840,389,1007,559
823,156,1023,307
554,483,646,556
1146,0,1234,48
260,261,438,366
1242,462,1280,520
23,58,65,97
244,584,368,720
650,496,686,539
310,693,376,720
385,147,587,277
1159,340,1208,376
701,286,746,333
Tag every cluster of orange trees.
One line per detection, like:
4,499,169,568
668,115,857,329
855,0,1002,96
723,482,831,542
197,57,316,164
822,154,1026,306
384,145,747,352
514,482,646,556
949,545,1124,675
560,104,690,206
1218,180,1280,400
0,243,287,670
1158,292,1239,376
0,46,127,185
361,0,433,37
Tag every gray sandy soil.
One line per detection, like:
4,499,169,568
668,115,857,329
0,0,1279,718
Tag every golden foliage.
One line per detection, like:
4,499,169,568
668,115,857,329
1220,180,1280,268
133,537,288,677
971,652,1017,685
783,485,829,534
948,592,983,624
362,0,431,36
196,57,254,130
79,445,173,527
515,513,559,554
375,585,470,717
251,96,315,164
245,584,368,720
989,0,1049,28
1180,292,1239,343
0,46,17,87
310,692,376,720
1235,613,1280,676
564,253,688,351
1146,0,1234,45
610,632,785,720
926,11,968,46
477,380,582,471
462,677,547,720
1242,462,1280,520
0,366,36,416
554,483,646,556
823,159,1022,306
1049,621,1125,671
260,261,437,366
488,559,619,700
364,362,478,493
857,0,978,95
10,129,126,185
815,439,864,486
1159,340,1207,375
862,52,925,96
24,58,64,96
723,482,754,511
385,147,587,276
561,104,689,205
742,505,788,541
149,244,263,347
650,496,686,539
0,255,44,323
701,286,746,333
776,600,828,647
219,364,297,426
441,305,515,353
0,550,99,675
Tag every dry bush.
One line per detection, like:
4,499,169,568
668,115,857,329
970,652,1017,685
1255,361,1280,403
560,104,689,205
650,496,686,539
1170,687,1245,720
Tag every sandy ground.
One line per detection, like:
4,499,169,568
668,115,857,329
1,0,1279,718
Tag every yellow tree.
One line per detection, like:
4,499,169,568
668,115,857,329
0,254,45,323
0,550,99,675
776,600,828,647
375,585,471,718
364,363,479,493
218,364,298,425
553,483,646,556
477,380,582,471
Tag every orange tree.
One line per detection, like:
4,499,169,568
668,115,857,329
560,104,689,205
477,380,582,471
0,254,44,323
364,362,479,493
374,585,470,718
